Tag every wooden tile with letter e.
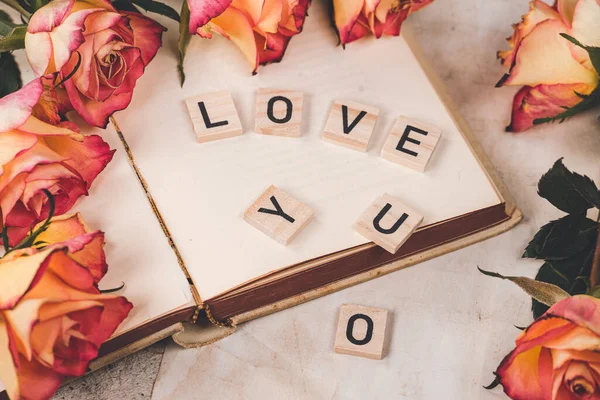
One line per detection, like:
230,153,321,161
255,89,303,137
185,91,243,143
334,304,389,360
353,193,423,254
243,185,314,245
322,100,379,152
381,116,442,172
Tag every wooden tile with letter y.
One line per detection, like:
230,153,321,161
244,185,314,245
381,116,442,172
322,100,379,152
186,91,243,143
353,193,423,254
334,304,389,360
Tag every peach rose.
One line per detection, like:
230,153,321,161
25,0,166,128
497,295,600,399
188,0,311,72
0,78,114,247
0,214,132,400
497,0,600,132
331,0,433,46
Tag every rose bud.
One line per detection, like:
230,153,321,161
0,78,114,246
497,0,600,132
0,214,131,400
25,0,166,128
331,0,434,46
187,0,311,73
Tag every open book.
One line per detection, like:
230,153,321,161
4,1,522,383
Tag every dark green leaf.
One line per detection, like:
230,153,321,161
0,11,16,36
561,34,600,76
538,159,600,213
0,51,22,97
32,0,49,12
523,214,597,260
112,0,140,13
177,0,191,86
0,25,26,52
132,0,179,21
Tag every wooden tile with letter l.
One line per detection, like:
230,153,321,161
334,304,389,360
185,91,243,143
255,88,304,137
243,185,314,245
381,116,442,172
322,100,379,152
353,193,423,254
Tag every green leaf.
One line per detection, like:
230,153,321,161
478,267,570,307
523,214,598,260
132,0,179,22
537,158,600,214
0,10,16,36
32,0,49,12
111,0,140,13
534,35,600,126
0,25,26,52
177,0,191,86
0,51,22,97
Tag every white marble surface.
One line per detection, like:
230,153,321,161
52,0,600,398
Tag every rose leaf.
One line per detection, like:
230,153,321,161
177,0,191,86
0,51,22,97
131,0,180,22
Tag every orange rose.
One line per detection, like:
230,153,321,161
497,0,600,132
0,214,131,400
187,0,311,72
25,0,166,127
331,0,433,46
0,78,114,247
497,295,600,399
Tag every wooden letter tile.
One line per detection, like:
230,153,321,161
334,304,389,360
322,100,379,152
255,88,304,137
353,193,423,254
243,185,314,245
185,91,243,143
381,116,442,172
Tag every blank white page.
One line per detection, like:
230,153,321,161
114,0,501,300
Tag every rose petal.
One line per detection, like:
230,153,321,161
506,82,595,132
500,19,598,87
126,12,166,65
0,79,43,132
333,0,365,45
557,0,579,27
16,355,62,400
3,299,45,360
256,0,283,35
188,0,232,33
208,6,259,71
497,346,545,400
548,296,600,337
0,318,21,400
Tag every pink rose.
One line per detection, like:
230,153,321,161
187,0,311,72
25,0,166,127
0,78,114,246
497,295,600,399
497,0,600,132
331,0,434,46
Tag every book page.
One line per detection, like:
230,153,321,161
113,1,502,300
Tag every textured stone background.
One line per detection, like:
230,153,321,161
52,0,600,398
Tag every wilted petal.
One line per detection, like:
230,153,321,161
500,19,598,87
126,12,166,65
0,132,38,176
548,296,600,338
17,355,62,400
188,0,232,33
497,346,545,400
0,318,20,400
507,82,594,132
0,79,43,132
557,0,578,27
3,299,46,360
255,0,283,35
332,0,365,45
209,6,259,71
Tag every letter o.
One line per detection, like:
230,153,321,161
346,313,374,345
267,96,293,124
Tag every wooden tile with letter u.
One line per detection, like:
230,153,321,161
353,193,423,254
185,91,243,143
243,185,314,245
334,304,389,360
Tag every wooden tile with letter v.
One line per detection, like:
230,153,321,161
334,304,389,360
243,185,314,245
185,91,243,143
353,193,423,254
255,89,304,137
381,116,442,172
322,100,379,152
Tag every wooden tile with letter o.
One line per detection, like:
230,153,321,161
381,116,442,172
243,185,314,245
322,100,379,152
185,91,243,143
334,304,389,360
353,193,423,254
255,89,304,137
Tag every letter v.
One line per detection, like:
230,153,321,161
342,105,367,134
258,196,295,223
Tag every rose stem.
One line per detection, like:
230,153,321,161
0,0,31,19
